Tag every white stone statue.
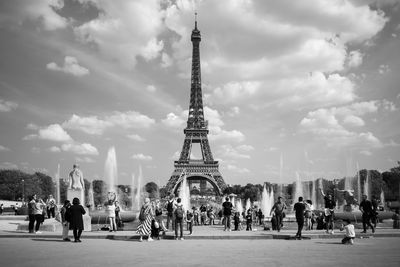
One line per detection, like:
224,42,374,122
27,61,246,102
69,164,85,191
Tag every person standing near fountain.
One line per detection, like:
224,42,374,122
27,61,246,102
137,197,154,242
69,197,86,242
106,200,117,232
174,198,185,240
165,194,176,231
319,188,336,234
294,197,306,239
222,197,233,231
60,200,71,241
270,197,287,232
359,195,375,233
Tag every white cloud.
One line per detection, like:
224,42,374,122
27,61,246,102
0,99,18,112
237,144,255,152
73,0,164,68
0,0,67,31
146,85,157,92
38,124,72,142
127,134,146,142
131,153,153,161
61,143,99,156
162,112,186,129
378,64,390,74
47,146,61,153
224,164,250,174
0,162,18,169
360,150,372,156
75,157,95,163
161,52,173,67
63,111,155,135
217,144,251,160
299,103,384,149
0,145,10,151
346,50,363,68
62,114,111,135
47,56,90,76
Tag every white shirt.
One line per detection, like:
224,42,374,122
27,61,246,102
345,224,355,237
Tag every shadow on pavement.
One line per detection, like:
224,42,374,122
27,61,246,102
31,238,66,242
315,241,343,245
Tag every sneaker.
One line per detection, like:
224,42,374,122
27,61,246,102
180,237,184,240
63,238,71,241
148,237,154,242
372,228,375,233
228,229,231,232
35,231,42,234
330,230,334,234
77,239,82,243
349,239,354,245
139,237,143,242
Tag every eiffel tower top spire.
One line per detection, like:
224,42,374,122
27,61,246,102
187,13,206,131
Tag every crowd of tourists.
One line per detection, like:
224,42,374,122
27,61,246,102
21,189,398,244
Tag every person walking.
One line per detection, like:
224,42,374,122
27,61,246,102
270,197,287,232
69,197,86,242
137,197,154,242
319,188,336,234
60,200,71,241
222,197,233,231
174,198,185,240
359,195,375,233
294,197,306,239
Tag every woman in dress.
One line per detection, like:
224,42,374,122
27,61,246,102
69,197,86,242
136,197,154,242
106,200,117,232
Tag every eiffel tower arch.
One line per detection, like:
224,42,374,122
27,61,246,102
165,17,227,196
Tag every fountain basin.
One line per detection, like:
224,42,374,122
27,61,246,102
89,210,137,224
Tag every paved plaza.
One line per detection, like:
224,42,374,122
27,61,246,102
1,217,400,266
1,237,400,267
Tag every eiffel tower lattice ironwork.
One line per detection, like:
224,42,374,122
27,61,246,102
166,18,226,196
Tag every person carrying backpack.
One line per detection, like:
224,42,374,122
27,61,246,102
174,198,185,240
165,194,175,231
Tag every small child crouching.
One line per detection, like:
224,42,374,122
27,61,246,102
340,219,355,245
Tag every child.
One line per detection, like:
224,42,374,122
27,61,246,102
186,210,194,235
234,212,240,231
245,210,252,231
340,219,355,245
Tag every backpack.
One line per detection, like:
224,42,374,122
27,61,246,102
167,201,174,213
139,206,146,221
175,205,184,219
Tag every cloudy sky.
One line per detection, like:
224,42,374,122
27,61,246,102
0,0,399,187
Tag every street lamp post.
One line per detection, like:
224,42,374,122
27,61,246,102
21,179,25,205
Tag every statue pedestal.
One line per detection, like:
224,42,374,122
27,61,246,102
67,189,91,232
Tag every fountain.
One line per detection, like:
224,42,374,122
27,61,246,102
104,146,118,194
87,180,94,211
130,173,135,211
179,172,190,212
294,171,303,203
364,170,370,199
311,179,317,209
135,165,143,211
236,199,243,215
357,163,361,203
261,183,274,218
55,164,60,205
245,198,251,212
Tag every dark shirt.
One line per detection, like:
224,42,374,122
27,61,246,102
294,202,306,219
324,196,335,209
222,201,233,216
360,200,374,214
245,214,252,223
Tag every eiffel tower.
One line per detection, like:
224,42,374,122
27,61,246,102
165,17,226,196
